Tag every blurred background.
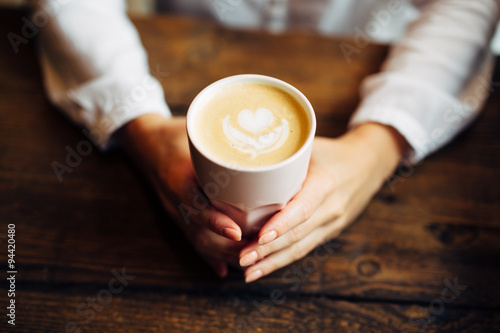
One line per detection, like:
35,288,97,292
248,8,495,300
2,0,500,53
0,0,156,15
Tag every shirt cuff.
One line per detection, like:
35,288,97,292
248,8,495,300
348,72,484,165
67,73,171,149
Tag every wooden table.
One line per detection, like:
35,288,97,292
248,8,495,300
1,8,499,332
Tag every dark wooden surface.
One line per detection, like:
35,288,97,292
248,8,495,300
1,8,500,332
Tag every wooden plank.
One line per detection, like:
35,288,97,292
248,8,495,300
2,289,499,332
0,9,499,314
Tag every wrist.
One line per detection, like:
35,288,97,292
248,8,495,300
115,114,169,149
346,122,409,177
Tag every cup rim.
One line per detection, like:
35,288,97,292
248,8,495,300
186,74,317,173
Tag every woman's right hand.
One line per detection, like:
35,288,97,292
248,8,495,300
115,114,247,277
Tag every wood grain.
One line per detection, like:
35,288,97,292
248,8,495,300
12,290,500,333
0,8,499,332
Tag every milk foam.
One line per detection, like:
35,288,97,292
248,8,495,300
194,82,309,167
222,107,289,158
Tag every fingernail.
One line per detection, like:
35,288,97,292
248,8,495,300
222,228,241,241
245,269,262,283
239,250,258,267
240,248,252,257
259,230,277,245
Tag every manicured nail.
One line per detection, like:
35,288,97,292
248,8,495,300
245,269,262,283
239,251,258,267
222,228,241,241
259,230,277,245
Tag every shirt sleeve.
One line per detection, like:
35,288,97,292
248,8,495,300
348,0,499,164
35,0,171,149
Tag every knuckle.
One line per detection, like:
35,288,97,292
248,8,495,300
289,224,304,244
300,199,314,221
328,194,347,221
275,214,290,234
262,260,279,276
336,197,348,218
256,243,270,258
325,172,337,192
290,243,306,262
206,210,220,230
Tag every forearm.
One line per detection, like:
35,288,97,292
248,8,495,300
36,0,170,148
350,0,499,164
343,122,408,182
115,114,178,177
116,114,169,153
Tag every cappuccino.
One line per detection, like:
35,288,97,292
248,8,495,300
192,82,310,167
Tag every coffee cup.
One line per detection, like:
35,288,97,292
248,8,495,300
186,74,316,237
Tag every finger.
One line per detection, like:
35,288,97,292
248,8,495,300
167,176,243,242
202,207,242,241
244,179,374,281
183,202,243,242
240,221,316,267
240,189,346,267
194,227,249,266
159,190,245,265
239,238,260,267
244,228,324,283
257,167,334,245
244,222,341,283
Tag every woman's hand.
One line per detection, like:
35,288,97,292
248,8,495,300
239,123,408,282
116,114,247,277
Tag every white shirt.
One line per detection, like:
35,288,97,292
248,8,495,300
34,0,499,164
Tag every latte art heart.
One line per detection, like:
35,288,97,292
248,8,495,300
223,108,289,159
238,108,274,134
194,82,309,167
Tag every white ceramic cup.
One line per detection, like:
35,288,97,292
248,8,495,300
186,74,316,237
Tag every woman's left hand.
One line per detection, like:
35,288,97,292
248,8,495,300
239,123,408,283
